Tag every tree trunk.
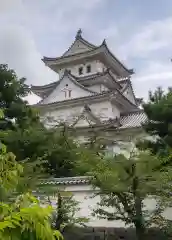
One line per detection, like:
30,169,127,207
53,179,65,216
55,192,63,230
135,221,145,240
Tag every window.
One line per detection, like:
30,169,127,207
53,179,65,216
78,67,83,75
68,90,72,98
86,65,91,73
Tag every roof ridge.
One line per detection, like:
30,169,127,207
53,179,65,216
61,29,97,57
31,80,58,90
101,43,133,74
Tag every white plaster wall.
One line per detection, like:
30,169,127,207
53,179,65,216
59,60,106,78
42,105,83,124
41,75,92,104
41,100,120,126
123,86,136,104
91,101,120,120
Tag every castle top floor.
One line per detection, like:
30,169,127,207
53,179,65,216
42,29,134,79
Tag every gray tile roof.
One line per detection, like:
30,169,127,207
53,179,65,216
41,176,91,185
120,110,147,129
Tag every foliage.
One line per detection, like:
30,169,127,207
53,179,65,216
0,125,80,178
0,64,84,178
76,148,172,240
0,194,63,240
38,185,89,233
0,141,63,239
0,64,40,131
138,87,172,156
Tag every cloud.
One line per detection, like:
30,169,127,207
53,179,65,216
0,0,22,13
119,17,172,60
133,60,172,98
0,0,105,90
0,24,56,85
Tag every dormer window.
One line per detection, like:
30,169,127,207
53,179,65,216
86,65,91,73
78,67,83,75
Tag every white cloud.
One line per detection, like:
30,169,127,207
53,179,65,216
0,24,56,85
0,0,105,88
119,17,172,60
133,60,172,98
0,0,22,13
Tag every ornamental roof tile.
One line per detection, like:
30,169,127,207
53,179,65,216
41,176,91,185
62,29,97,57
120,110,147,129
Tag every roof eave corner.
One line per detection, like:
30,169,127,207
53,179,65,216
42,57,49,65
129,68,135,75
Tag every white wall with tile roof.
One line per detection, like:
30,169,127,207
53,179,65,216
45,181,172,228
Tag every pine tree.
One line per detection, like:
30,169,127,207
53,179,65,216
138,87,172,155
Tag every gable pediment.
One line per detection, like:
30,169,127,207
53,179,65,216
40,71,95,105
63,39,94,57
74,115,96,127
72,106,101,128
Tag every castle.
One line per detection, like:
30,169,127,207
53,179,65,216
31,29,147,154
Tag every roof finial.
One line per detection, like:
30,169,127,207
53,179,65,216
76,28,82,39
102,39,107,46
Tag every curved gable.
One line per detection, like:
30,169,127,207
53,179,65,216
41,71,95,105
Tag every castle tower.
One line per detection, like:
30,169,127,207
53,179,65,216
31,30,146,150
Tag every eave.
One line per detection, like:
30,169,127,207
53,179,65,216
31,70,122,98
33,91,113,110
31,70,96,99
42,42,133,77
77,69,122,91
31,81,58,98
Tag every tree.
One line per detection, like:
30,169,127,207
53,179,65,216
0,142,63,240
38,186,88,233
0,125,80,178
0,64,83,178
76,148,172,240
138,87,172,156
0,64,40,130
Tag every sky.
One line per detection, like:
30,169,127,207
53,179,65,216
0,0,172,104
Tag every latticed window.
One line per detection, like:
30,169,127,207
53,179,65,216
78,67,83,75
86,65,91,73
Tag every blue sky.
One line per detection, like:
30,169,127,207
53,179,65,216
0,0,172,103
